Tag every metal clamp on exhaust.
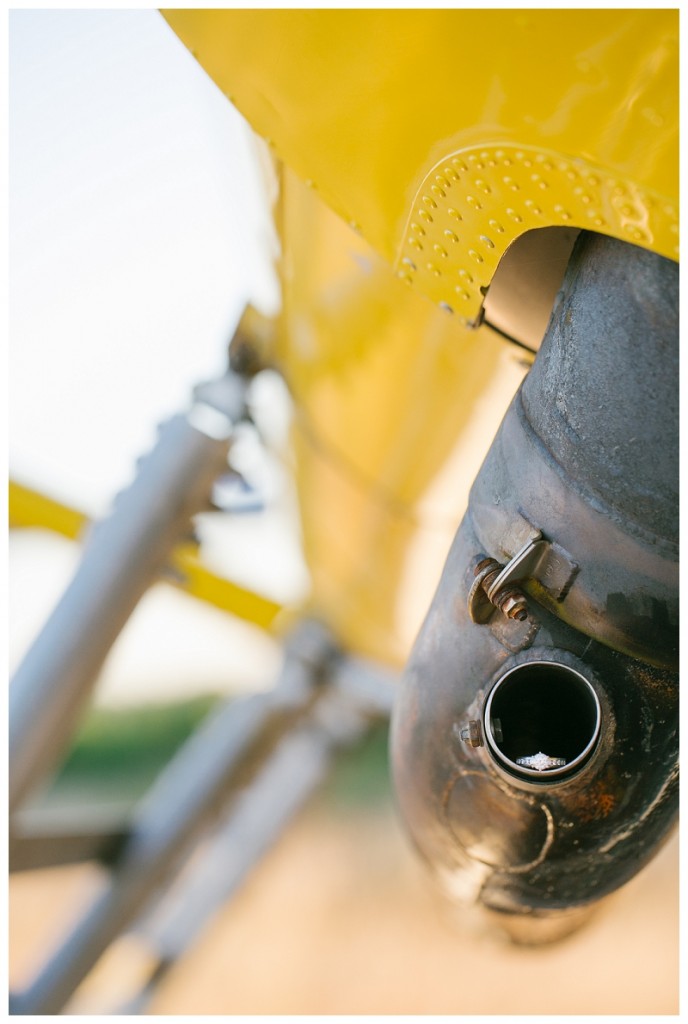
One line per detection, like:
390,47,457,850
468,530,579,625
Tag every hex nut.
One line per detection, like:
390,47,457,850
500,592,529,621
459,720,483,747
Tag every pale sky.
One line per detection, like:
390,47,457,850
9,8,280,513
8,10,304,706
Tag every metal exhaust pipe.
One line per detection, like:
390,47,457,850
390,232,678,943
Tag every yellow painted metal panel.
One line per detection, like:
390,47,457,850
398,143,677,321
164,8,678,323
274,169,528,663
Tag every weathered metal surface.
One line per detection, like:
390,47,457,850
391,233,678,938
522,233,679,546
392,515,678,931
471,234,679,668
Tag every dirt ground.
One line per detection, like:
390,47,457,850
9,806,679,1016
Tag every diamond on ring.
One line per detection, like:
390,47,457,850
516,751,567,771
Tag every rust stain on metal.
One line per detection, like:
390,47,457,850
566,778,617,823
633,663,678,706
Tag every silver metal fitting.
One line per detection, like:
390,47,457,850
459,720,483,747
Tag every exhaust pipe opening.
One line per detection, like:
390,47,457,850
483,661,601,782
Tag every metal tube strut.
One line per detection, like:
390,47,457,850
9,405,234,812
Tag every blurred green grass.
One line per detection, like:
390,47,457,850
48,696,392,810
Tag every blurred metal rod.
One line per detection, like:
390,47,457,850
7,654,396,876
9,403,234,813
11,627,330,1016
117,688,373,1013
330,653,397,717
9,807,131,873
